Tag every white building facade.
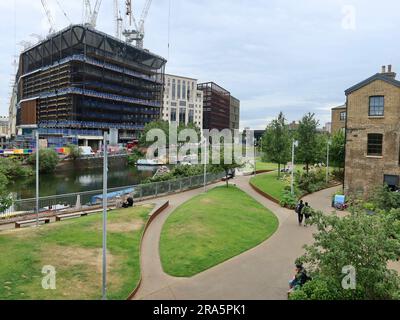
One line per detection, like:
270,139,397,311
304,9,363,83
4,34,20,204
161,74,203,128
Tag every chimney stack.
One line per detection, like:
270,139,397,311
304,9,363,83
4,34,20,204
381,64,396,79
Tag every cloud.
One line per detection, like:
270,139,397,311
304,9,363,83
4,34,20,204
0,0,399,132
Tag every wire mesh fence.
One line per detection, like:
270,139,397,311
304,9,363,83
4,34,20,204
0,172,225,220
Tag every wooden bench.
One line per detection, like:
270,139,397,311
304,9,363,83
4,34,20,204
56,212,88,222
15,218,51,229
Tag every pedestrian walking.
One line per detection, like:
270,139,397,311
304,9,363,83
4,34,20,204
303,202,312,226
295,200,305,226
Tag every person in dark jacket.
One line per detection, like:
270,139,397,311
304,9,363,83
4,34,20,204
302,202,312,226
288,263,311,295
295,200,305,226
122,196,134,208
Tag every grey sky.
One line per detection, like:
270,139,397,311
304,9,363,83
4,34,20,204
1,0,399,129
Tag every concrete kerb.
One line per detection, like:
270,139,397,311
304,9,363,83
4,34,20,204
127,200,170,300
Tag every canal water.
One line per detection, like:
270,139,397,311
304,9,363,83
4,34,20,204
9,165,157,200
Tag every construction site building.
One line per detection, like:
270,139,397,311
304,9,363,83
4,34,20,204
16,24,166,149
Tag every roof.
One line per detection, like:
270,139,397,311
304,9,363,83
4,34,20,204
332,104,346,111
345,73,400,95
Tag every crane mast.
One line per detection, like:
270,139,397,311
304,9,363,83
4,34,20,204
122,0,152,48
41,0,56,34
114,0,123,39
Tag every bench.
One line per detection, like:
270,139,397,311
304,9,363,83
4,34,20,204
15,218,51,229
55,212,88,222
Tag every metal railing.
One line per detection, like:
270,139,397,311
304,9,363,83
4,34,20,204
0,172,225,219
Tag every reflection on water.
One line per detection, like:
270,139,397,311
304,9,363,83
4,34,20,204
9,165,156,200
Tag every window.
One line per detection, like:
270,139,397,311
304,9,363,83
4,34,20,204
171,108,177,122
179,109,186,124
177,80,181,99
369,96,384,116
172,80,176,100
189,110,194,123
384,175,399,191
182,81,186,101
367,133,383,156
340,111,346,121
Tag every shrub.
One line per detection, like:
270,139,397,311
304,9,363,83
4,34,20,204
0,158,33,179
280,190,298,209
66,144,82,160
296,209,400,300
128,149,145,166
0,173,12,213
28,149,59,174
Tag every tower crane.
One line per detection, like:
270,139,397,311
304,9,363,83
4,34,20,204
122,0,153,48
114,0,123,39
41,0,56,34
84,0,102,28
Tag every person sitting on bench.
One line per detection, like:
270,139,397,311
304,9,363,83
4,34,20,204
122,197,134,208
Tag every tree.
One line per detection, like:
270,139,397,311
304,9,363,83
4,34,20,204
28,149,60,174
0,173,12,213
66,144,82,161
139,120,201,148
330,130,346,168
292,209,400,300
210,146,243,187
262,112,291,178
296,113,320,173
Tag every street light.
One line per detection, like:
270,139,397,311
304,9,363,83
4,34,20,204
326,139,332,184
102,132,109,300
35,130,39,227
291,139,299,196
203,136,207,193
254,140,257,177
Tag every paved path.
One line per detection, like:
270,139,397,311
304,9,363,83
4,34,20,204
134,175,342,300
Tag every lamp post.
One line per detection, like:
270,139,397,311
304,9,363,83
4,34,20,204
203,136,207,193
35,130,39,227
326,139,332,184
291,139,299,196
254,140,257,177
102,132,109,300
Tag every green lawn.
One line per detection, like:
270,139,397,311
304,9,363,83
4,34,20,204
250,171,289,202
255,160,278,171
160,186,279,277
0,204,154,300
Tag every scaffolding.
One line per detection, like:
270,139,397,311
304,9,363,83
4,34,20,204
16,24,167,146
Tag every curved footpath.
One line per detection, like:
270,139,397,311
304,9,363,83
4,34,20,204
133,174,342,300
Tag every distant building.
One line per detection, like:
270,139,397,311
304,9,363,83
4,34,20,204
230,96,240,130
344,65,400,195
288,121,299,131
161,74,203,128
15,24,166,149
331,105,347,134
197,82,231,131
0,116,9,146
324,122,332,134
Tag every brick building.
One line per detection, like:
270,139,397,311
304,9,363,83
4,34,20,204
197,82,231,131
331,104,347,134
344,65,400,195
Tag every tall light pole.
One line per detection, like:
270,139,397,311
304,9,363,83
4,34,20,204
326,139,332,184
253,140,257,177
35,130,39,227
291,139,299,196
102,132,109,300
203,136,207,193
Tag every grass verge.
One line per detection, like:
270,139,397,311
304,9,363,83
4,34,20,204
0,204,154,300
160,186,279,277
